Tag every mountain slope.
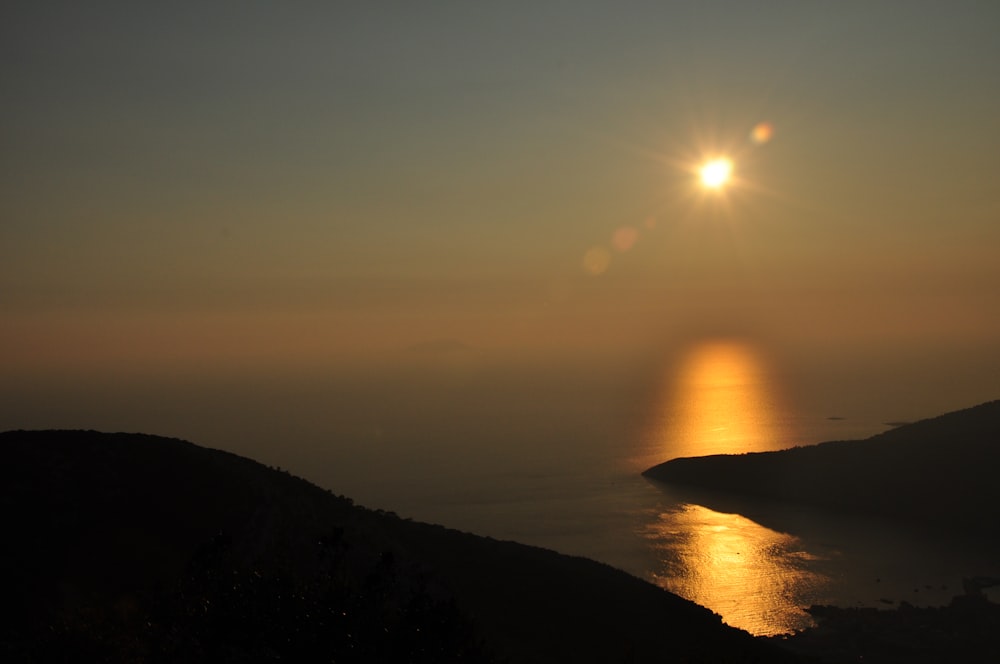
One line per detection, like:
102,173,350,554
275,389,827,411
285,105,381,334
643,400,1000,539
0,429,803,663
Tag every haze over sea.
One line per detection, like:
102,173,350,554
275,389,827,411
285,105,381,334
4,338,998,635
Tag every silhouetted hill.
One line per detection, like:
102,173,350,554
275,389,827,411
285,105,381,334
643,400,1000,540
768,595,1000,664
0,430,803,663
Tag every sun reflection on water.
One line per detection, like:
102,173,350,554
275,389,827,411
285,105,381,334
642,338,796,464
637,339,825,635
644,503,827,635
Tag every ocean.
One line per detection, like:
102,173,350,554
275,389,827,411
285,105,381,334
3,339,998,635
268,340,1000,635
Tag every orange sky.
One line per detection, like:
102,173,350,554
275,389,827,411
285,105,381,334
2,2,999,439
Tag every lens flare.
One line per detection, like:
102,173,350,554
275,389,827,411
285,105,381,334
612,226,638,252
582,246,611,275
750,122,774,145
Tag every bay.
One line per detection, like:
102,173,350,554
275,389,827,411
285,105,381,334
3,342,998,635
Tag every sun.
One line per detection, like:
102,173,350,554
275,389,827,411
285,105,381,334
699,158,733,189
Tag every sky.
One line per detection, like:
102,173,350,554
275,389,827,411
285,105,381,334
3,2,1000,465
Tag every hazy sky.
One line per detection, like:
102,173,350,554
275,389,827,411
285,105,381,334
3,2,999,422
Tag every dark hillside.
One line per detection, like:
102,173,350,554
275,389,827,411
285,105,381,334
0,430,804,663
643,400,1000,539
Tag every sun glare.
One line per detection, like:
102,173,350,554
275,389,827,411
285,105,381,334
699,158,733,189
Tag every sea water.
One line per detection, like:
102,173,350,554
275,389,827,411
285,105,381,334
3,342,998,636
288,341,999,636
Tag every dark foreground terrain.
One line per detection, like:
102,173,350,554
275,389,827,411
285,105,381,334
0,429,801,663
769,594,1000,664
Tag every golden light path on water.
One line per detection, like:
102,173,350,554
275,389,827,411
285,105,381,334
641,340,828,635
643,504,826,636
655,340,788,460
